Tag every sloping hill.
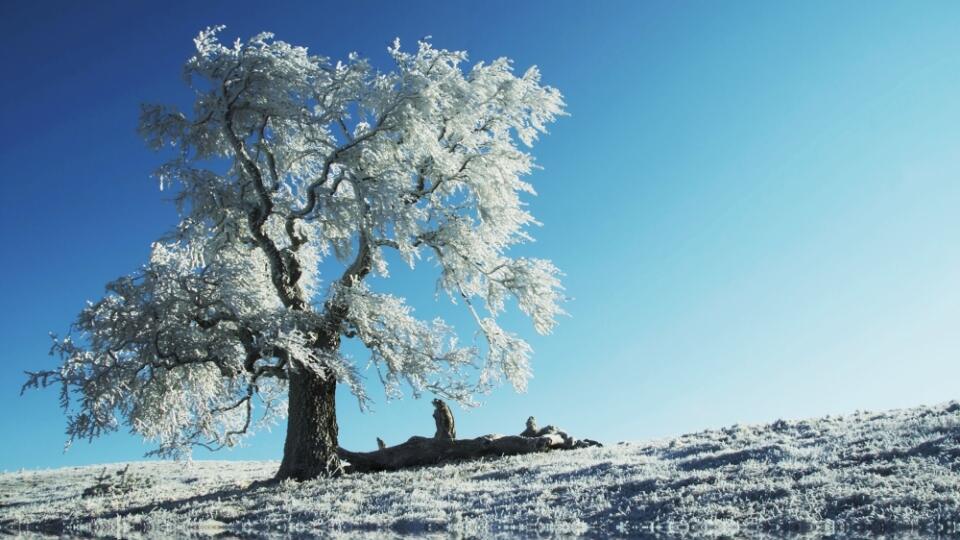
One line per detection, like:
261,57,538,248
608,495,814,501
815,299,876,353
2,402,959,538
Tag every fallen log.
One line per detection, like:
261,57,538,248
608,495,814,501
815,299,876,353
338,400,601,473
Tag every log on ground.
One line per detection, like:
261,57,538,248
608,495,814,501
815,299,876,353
337,402,601,473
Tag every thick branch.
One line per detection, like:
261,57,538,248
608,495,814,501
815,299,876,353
222,108,304,311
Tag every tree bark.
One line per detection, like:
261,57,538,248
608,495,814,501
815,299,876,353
275,366,341,480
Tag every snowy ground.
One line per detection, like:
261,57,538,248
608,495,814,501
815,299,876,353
1,402,959,539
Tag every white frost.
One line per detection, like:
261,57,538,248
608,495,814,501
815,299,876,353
2,401,958,537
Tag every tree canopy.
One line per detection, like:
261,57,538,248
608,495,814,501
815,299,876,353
25,27,566,461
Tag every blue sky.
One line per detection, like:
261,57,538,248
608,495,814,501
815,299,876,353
2,1,959,470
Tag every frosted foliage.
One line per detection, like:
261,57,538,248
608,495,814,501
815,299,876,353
25,27,565,458
336,283,478,402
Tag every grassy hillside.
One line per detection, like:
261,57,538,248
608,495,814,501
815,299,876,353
2,401,959,538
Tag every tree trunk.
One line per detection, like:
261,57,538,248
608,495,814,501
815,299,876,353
275,366,340,480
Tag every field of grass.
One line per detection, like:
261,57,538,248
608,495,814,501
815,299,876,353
2,401,959,538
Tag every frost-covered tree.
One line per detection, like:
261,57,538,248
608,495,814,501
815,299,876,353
24,27,565,480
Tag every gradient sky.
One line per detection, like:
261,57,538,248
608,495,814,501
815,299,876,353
2,1,959,471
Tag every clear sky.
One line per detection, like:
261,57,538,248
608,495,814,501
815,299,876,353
2,1,959,471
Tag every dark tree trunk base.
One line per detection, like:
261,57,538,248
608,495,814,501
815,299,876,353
276,367,341,481
338,406,601,474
